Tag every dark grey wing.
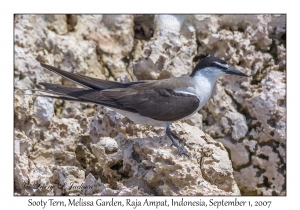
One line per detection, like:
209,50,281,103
40,82,200,121
40,63,142,90
102,88,200,122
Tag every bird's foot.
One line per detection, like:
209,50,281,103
177,146,190,157
166,126,190,157
170,142,189,157
171,132,191,149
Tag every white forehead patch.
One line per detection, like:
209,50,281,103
213,61,229,69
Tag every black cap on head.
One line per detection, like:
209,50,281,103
191,56,228,76
190,56,249,77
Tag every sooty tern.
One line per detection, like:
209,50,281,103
38,56,249,157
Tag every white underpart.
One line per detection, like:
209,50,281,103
112,108,167,127
193,67,225,108
174,67,225,119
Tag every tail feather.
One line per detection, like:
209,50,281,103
15,88,86,102
39,82,137,113
28,94,87,102
40,63,142,90
39,82,89,96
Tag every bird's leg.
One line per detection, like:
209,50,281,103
170,132,191,149
166,125,189,157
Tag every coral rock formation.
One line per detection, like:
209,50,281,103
14,14,286,196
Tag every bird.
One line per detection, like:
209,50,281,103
37,56,249,157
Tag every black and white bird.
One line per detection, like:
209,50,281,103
38,56,249,157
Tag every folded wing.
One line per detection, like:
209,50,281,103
102,88,200,121
40,82,200,122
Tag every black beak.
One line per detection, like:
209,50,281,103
223,67,249,77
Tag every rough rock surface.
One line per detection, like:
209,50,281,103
14,14,286,196
193,15,286,195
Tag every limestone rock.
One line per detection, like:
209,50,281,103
193,14,286,195
183,112,203,130
33,97,54,125
133,15,197,80
14,14,286,196
88,107,239,196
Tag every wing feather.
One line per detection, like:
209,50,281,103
102,88,200,121
40,82,200,122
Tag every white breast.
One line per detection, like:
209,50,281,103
192,75,214,110
112,108,167,127
174,73,215,115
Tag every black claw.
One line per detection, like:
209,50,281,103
166,125,190,158
182,153,189,158
170,131,190,149
177,147,189,157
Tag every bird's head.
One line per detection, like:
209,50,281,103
190,56,249,79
